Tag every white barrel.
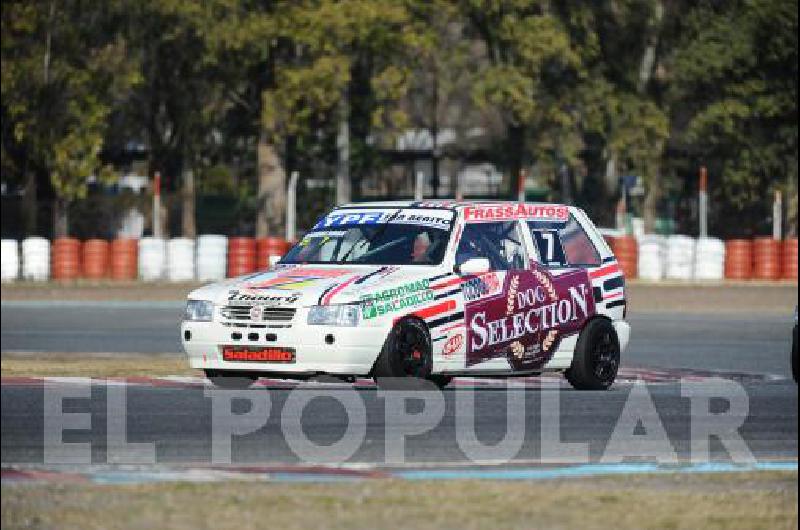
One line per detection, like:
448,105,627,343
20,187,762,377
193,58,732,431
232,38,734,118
637,235,665,281
196,234,227,281
694,237,725,280
1,239,20,281
665,235,695,280
167,237,195,281
138,237,166,281
21,237,50,281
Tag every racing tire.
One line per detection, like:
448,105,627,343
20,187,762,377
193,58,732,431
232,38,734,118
373,318,436,390
428,374,453,389
565,318,620,391
205,370,258,389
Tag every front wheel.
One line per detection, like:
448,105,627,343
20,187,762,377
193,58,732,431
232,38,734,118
205,370,258,389
373,319,435,389
565,318,620,390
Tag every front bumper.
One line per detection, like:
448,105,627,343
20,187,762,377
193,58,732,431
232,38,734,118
180,316,389,376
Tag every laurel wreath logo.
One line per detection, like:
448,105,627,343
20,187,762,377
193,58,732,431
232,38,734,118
511,340,524,358
542,330,558,352
506,275,520,316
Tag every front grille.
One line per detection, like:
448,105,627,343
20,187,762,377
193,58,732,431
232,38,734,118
220,305,297,324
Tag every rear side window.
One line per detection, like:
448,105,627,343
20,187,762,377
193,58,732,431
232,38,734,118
527,215,600,267
456,221,527,270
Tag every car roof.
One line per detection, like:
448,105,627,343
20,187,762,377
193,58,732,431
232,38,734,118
338,200,571,211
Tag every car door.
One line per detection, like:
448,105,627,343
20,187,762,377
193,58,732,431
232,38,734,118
456,220,533,370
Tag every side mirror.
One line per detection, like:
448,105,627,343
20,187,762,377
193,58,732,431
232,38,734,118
456,257,490,276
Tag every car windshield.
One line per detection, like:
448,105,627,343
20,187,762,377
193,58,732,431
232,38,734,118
280,208,454,266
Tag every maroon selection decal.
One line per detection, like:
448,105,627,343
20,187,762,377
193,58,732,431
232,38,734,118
464,264,595,371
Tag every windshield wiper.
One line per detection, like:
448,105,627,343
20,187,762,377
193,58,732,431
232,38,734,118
337,208,403,264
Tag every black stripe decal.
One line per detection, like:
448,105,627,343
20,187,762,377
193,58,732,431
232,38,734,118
428,311,465,329
434,288,461,300
317,285,336,305
602,256,616,263
606,299,626,309
354,266,387,285
432,336,446,342
603,276,625,292
427,272,455,283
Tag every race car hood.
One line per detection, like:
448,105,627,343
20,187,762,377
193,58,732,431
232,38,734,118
187,263,447,309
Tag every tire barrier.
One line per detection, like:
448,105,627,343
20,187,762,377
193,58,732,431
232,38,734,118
257,237,291,269
665,235,695,281
228,237,257,278
82,239,110,279
111,239,138,280
167,237,195,281
51,238,82,281
608,236,638,279
782,238,798,280
637,235,665,281
693,237,725,281
21,237,50,281
1,239,20,281
752,237,781,280
196,234,228,281
1,235,795,284
139,237,166,281
724,239,753,280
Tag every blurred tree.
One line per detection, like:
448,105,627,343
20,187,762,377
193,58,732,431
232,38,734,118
667,0,798,236
460,0,583,198
2,1,140,235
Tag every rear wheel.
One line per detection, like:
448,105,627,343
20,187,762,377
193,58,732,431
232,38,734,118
565,318,620,390
205,370,258,389
373,319,435,389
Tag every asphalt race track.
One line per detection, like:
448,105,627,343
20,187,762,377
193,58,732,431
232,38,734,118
1,302,797,466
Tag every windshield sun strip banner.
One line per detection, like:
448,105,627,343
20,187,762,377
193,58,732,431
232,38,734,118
314,208,454,229
463,204,569,223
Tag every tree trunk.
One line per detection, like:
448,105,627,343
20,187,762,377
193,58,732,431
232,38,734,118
506,124,525,199
181,168,196,237
256,131,286,238
638,0,665,231
336,96,351,206
22,169,37,235
53,198,68,237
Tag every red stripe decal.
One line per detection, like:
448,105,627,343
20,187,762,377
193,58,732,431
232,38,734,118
430,277,462,290
321,276,358,305
604,291,624,301
413,299,457,320
589,264,621,279
438,322,466,333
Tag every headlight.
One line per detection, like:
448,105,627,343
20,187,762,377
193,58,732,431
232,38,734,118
307,304,360,327
184,300,214,322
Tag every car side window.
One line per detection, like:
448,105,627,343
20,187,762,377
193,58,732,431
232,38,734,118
527,215,601,267
456,221,527,270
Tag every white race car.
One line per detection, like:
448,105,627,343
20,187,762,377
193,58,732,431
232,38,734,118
181,201,631,389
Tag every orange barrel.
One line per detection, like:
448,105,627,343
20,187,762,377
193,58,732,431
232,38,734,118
782,238,798,280
609,236,638,279
82,239,110,279
257,237,291,269
724,239,753,280
51,237,82,280
110,238,138,280
752,237,781,280
227,237,256,277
